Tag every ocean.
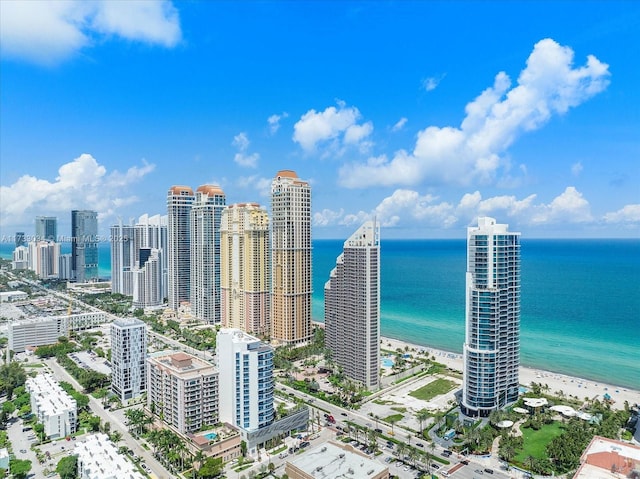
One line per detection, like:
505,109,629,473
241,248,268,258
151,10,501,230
2,239,638,389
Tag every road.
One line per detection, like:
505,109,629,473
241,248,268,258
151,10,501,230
44,358,172,479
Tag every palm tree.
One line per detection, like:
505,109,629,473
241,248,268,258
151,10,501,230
109,430,122,444
388,416,398,435
192,450,206,478
416,409,430,436
397,443,408,461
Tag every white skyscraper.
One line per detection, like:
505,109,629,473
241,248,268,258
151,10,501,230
111,318,148,402
28,241,60,279
190,185,226,324
167,186,194,310
220,203,270,335
461,217,520,417
217,329,275,431
110,222,136,295
325,220,380,389
270,170,312,345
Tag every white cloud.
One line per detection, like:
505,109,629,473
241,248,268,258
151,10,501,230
0,153,155,227
232,132,259,168
339,38,610,188
293,100,373,153
571,162,583,176
530,187,592,224
423,74,445,92
603,204,640,224
391,117,408,132
267,112,288,135
0,0,181,65
236,175,271,198
313,208,345,227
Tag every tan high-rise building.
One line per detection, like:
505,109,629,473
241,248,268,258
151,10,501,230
167,186,194,310
270,170,312,345
190,185,226,324
220,203,270,335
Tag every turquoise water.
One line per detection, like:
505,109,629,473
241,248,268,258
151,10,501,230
203,432,217,441
382,358,394,368
313,239,640,390
2,239,638,389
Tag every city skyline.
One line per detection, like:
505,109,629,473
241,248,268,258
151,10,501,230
1,2,639,239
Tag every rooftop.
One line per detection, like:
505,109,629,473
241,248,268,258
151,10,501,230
287,441,388,478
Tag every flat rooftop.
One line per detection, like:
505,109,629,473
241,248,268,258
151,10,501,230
287,441,387,478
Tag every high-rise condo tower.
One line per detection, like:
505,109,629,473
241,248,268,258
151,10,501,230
270,170,312,345
190,185,226,324
220,203,270,335
71,210,98,282
167,186,194,310
462,217,520,417
325,220,380,389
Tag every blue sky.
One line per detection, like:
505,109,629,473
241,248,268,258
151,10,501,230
1,1,639,240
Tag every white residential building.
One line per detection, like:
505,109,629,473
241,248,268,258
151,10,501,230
28,240,60,278
25,373,76,439
111,318,147,402
167,186,194,310
325,220,380,389
220,203,270,335
12,245,29,270
190,185,226,324
217,329,274,432
147,351,218,434
131,248,165,309
8,312,109,353
270,170,312,345
110,222,136,295
76,433,145,479
462,217,521,417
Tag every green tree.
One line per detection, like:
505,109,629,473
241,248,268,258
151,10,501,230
0,361,26,399
8,458,31,478
198,456,223,478
416,409,430,435
1,401,16,415
56,455,78,479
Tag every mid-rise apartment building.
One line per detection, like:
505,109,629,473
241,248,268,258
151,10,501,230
111,318,147,402
217,329,275,432
270,170,312,345
147,351,218,434
325,220,380,389
220,203,270,335
25,373,76,439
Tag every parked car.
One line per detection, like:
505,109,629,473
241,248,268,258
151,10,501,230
484,469,494,474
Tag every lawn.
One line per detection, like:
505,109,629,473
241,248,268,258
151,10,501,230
383,413,404,423
409,378,457,401
514,422,565,463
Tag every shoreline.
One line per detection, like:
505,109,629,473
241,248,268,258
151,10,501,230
379,335,639,411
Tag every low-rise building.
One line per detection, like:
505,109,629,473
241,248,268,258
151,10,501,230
575,435,640,479
0,291,28,303
76,433,145,479
285,441,390,479
25,373,76,439
147,351,218,434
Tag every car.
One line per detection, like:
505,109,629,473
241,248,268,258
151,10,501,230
20,449,27,454
432,464,440,470
475,470,484,475
404,466,410,471
341,412,348,416
375,428,383,433
416,442,424,447
443,450,452,457
484,469,494,474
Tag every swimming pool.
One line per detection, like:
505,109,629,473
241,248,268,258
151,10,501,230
203,432,217,441
381,358,394,368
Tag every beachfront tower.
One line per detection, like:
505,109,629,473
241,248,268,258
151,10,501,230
220,203,270,335
270,170,312,345
190,185,226,324
35,216,57,242
325,220,380,389
462,217,520,417
167,186,194,311
71,210,98,282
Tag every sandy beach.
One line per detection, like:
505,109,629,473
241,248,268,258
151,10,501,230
380,336,640,411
